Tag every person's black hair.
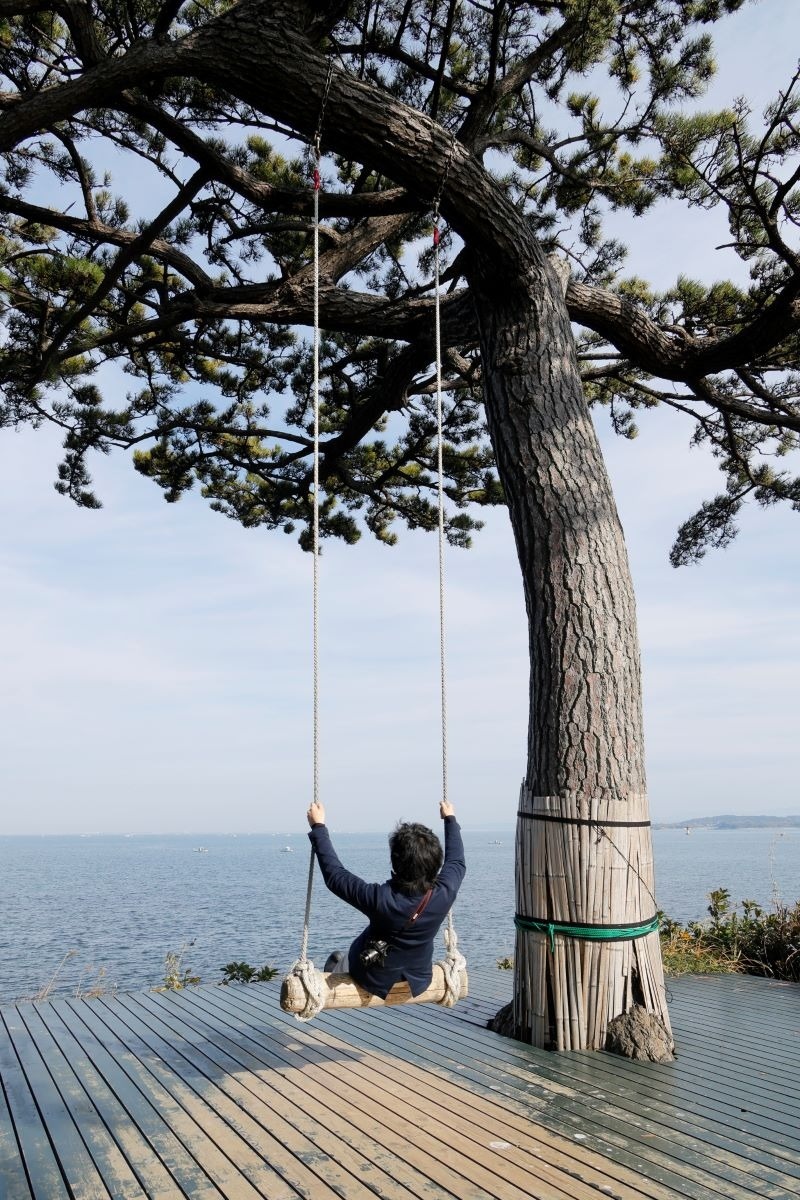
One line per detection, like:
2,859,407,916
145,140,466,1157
389,822,443,896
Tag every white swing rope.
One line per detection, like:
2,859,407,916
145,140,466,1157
284,132,327,1021
433,206,467,1008
286,119,463,1016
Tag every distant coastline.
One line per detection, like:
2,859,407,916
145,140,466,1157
653,814,800,830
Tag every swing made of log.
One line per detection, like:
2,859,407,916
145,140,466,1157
280,961,468,1014
279,102,466,1020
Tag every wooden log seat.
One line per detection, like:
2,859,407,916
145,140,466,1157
280,962,468,1013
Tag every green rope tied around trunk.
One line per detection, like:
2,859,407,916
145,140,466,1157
515,913,660,953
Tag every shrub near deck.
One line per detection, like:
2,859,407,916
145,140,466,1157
660,889,800,980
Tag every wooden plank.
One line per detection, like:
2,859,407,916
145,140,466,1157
61,998,284,1200
402,991,800,1177
672,1004,800,1055
45,999,224,1200
233,1003,629,1200
377,999,800,1200
443,995,496,1026
305,991,798,1200
670,982,799,1022
54,996,291,1200
662,1046,800,1118
2,967,797,1200
130,987,463,1200
668,985,800,1056
13,1003,148,1200
667,985,800,1062
0,1063,33,1200
457,970,800,1150
676,1015,800,1062
158,984,582,1200
135,984,460,1200
100,989,412,1200
667,1025,800,1089
427,991,800,1159
31,1000,189,1200
673,973,799,1007
2,1006,111,1200
0,1010,70,1200
133,984,462,1200
146,987,542,1200
275,993,724,1200
563,1040,800,1150
200,984,674,1200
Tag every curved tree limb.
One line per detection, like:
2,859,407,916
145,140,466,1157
567,277,800,386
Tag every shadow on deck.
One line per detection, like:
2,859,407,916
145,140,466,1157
1,967,798,1199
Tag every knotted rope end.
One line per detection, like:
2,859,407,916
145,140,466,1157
282,957,326,1021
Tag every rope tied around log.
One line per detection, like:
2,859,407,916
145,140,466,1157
438,920,467,1007
284,836,326,1020
283,959,326,1021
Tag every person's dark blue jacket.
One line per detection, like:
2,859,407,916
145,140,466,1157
308,816,466,998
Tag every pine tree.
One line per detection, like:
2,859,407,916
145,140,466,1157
1,0,798,1049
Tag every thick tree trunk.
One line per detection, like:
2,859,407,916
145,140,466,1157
470,251,673,1053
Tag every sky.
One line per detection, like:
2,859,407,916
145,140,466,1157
1,2,798,835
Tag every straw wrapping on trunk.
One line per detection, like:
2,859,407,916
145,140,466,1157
507,786,674,1053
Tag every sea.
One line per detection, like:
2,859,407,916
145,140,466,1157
0,827,797,1006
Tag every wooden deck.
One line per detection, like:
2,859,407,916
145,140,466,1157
1,967,798,1199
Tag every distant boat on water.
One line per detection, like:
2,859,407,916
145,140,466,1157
282,846,293,853
488,840,502,845
194,847,209,853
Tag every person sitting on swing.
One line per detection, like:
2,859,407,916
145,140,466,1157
306,799,466,999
